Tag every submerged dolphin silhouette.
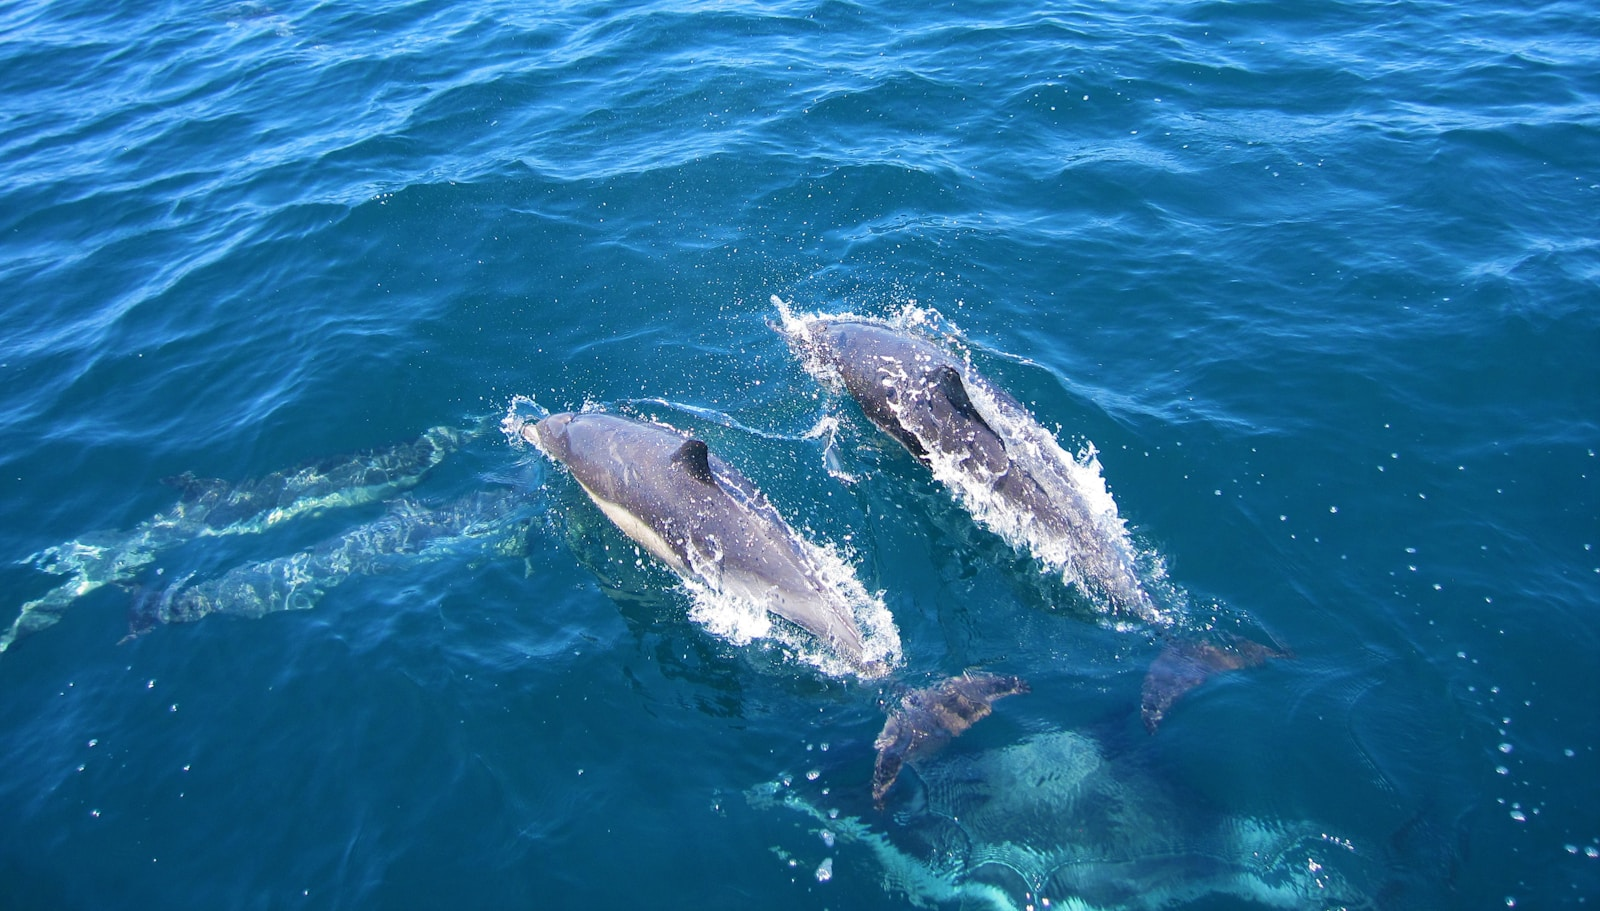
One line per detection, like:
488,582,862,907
781,311,1159,622
521,411,892,678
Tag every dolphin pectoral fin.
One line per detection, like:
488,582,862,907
931,366,997,437
1140,635,1285,733
670,439,717,486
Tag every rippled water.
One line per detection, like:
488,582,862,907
2,0,1596,908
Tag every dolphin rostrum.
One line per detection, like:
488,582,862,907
515,410,897,678
779,304,1163,625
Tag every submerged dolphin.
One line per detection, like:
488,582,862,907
3,421,483,654
780,307,1160,624
127,489,531,638
754,726,1379,910
517,411,895,678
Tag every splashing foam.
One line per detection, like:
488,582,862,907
681,533,902,680
776,295,1177,628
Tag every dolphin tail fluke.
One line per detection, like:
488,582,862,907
1140,633,1287,733
872,671,1030,807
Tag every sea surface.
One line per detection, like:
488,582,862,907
1,0,1596,908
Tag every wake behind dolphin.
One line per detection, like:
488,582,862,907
776,298,1172,628
507,408,901,679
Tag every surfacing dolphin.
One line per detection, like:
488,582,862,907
777,300,1162,626
511,410,899,679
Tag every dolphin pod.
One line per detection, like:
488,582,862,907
5,298,1281,818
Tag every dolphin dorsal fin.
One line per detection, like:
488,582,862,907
931,365,995,432
671,439,717,486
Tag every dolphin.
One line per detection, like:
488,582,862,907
779,308,1161,625
517,411,894,678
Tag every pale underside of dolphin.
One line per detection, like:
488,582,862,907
516,410,899,679
777,301,1164,626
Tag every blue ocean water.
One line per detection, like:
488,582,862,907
2,0,1596,907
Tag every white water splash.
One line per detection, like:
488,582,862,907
681,533,901,680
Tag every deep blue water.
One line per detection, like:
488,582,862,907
2,0,1597,907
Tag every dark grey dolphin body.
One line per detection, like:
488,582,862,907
783,309,1286,730
522,411,891,678
783,313,1160,623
